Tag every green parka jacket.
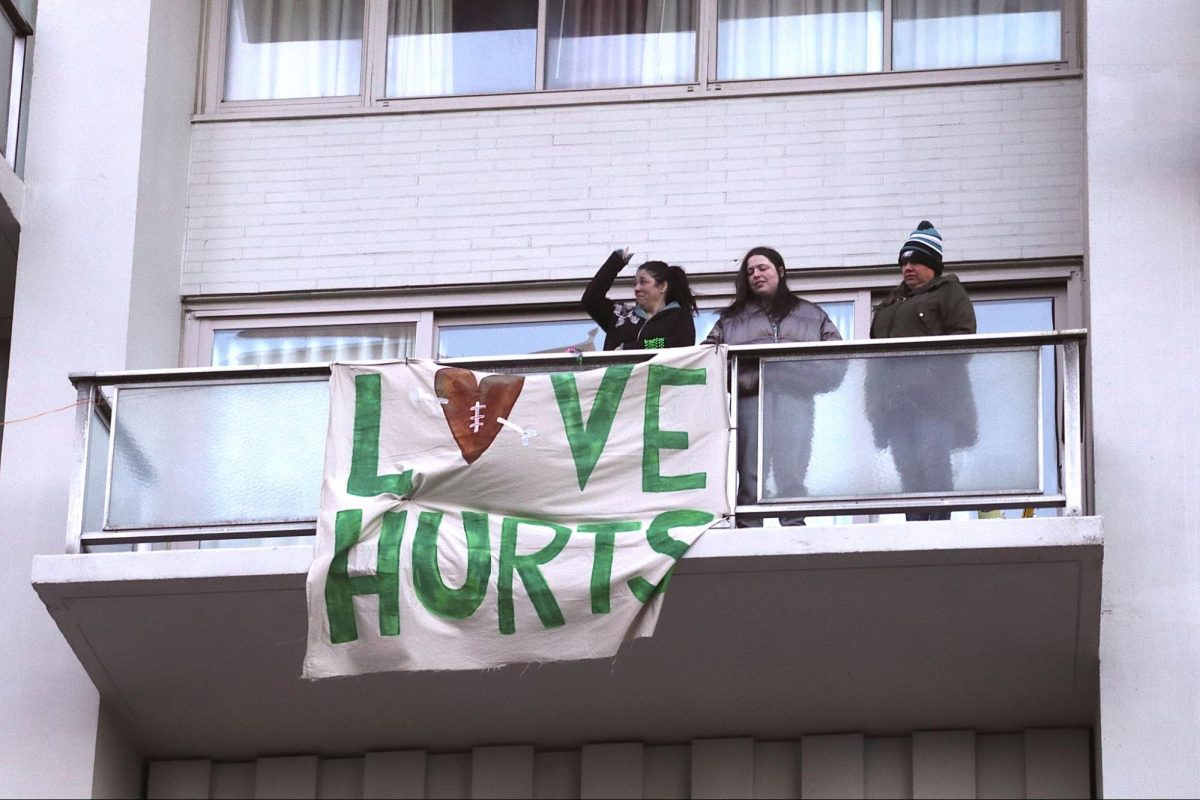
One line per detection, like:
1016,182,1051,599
865,274,978,450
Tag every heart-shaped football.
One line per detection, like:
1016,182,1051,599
434,368,526,465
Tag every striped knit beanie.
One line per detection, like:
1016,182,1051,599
899,220,944,274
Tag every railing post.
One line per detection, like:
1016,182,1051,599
727,352,739,525
63,383,95,554
1061,338,1084,516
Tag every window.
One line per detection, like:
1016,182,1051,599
545,0,697,90
717,0,883,81
892,0,1062,71
0,4,28,166
223,0,365,101
387,0,538,97
184,309,424,368
212,322,415,366
203,0,1074,114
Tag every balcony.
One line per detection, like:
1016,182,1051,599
33,333,1101,761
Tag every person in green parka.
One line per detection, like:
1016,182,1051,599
866,221,978,521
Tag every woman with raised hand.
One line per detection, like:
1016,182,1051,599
581,248,698,350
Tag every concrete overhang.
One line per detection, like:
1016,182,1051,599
34,517,1102,762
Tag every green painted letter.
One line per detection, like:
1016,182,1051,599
412,510,492,620
498,517,571,635
325,508,405,644
642,365,708,493
551,365,634,491
628,509,714,603
347,373,414,498
576,520,642,614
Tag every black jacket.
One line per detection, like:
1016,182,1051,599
581,250,696,350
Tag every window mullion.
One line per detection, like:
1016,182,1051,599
883,0,894,72
1062,0,1078,67
204,0,231,114
697,0,717,88
365,0,389,104
534,0,548,91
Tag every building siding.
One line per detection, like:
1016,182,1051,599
183,79,1083,295
147,728,1091,799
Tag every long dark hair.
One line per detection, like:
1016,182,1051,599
638,260,699,316
718,246,800,321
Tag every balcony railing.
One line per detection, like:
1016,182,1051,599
65,332,1085,552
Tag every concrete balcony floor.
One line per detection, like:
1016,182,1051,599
33,516,1102,762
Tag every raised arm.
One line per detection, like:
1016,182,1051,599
581,249,632,332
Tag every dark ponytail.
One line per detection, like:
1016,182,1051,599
666,265,698,316
637,261,699,317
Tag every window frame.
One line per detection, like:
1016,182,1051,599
181,260,1080,367
0,0,31,168
183,304,431,367
196,0,1080,119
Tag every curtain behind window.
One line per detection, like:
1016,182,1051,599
718,0,882,81
212,323,416,366
892,0,1061,70
387,0,538,97
546,0,696,90
224,0,364,101
387,0,454,97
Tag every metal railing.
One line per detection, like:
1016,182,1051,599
65,331,1085,552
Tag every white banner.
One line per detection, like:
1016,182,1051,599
304,345,729,677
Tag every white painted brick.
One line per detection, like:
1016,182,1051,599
183,80,1084,293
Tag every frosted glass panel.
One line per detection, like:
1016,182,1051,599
83,403,111,533
107,381,328,528
759,347,1041,500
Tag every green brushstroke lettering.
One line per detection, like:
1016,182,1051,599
498,517,571,635
412,510,492,620
347,373,413,498
325,508,405,644
643,365,708,493
551,366,634,491
628,509,714,602
576,520,642,614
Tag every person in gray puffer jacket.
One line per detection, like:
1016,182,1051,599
705,246,845,526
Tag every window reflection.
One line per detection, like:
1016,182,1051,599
718,0,882,81
892,0,1061,71
545,0,697,90
387,0,537,97
224,0,364,101
212,323,416,366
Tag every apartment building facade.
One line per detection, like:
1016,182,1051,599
0,0,1196,797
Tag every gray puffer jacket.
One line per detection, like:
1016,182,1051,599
705,299,845,394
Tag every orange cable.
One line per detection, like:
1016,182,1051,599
0,399,90,427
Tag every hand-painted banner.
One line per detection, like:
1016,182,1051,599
304,345,729,677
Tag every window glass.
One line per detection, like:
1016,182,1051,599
439,319,602,358
387,0,537,97
0,17,14,157
718,0,882,81
892,0,1061,70
820,300,854,340
874,295,1058,523
224,0,364,101
546,0,697,90
212,322,416,366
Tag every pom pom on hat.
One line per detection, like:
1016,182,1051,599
899,220,944,274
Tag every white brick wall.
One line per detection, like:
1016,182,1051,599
183,80,1084,295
